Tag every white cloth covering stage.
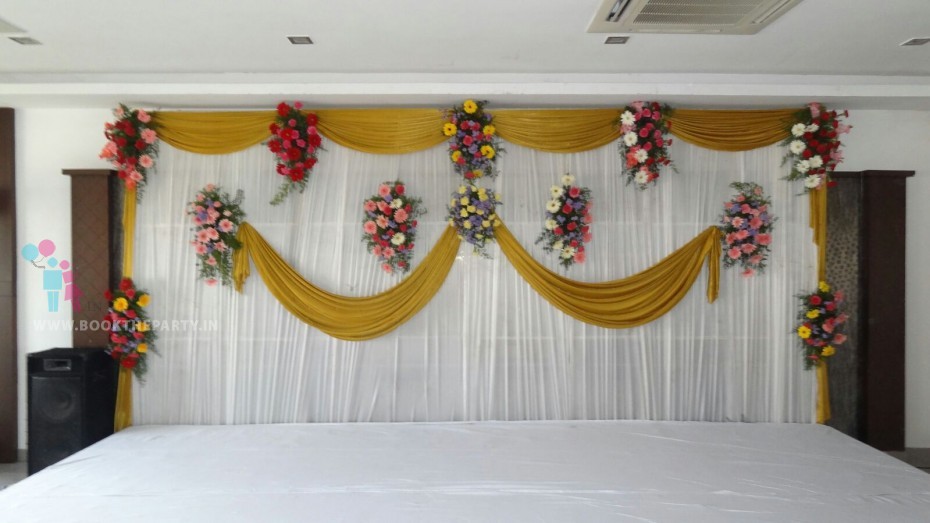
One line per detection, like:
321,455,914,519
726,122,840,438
1,421,929,522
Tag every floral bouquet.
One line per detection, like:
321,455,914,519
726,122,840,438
796,281,848,369
536,174,593,268
99,104,159,195
720,182,775,277
268,101,324,205
444,99,502,180
188,184,246,286
447,184,502,257
362,181,425,274
104,278,156,378
782,102,851,192
618,101,674,189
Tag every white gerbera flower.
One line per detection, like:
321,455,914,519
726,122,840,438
806,123,819,133
561,246,576,259
546,200,561,213
550,185,565,199
391,232,406,245
796,159,811,173
552,240,564,250
809,155,823,168
634,148,649,163
390,198,403,209
804,175,822,189
791,123,807,137
634,170,650,185
620,110,635,126
545,219,557,230
789,140,805,155
623,132,638,147
561,174,575,186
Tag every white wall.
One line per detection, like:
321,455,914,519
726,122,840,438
10,106,930,448
14,108,112,449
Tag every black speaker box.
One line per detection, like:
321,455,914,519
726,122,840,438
27,347,116,475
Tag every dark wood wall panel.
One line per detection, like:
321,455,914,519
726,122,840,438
0,108,16,462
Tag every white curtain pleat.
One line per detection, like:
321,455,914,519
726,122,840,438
133,138,816,425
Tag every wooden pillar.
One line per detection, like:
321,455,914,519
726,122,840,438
0,108,16,463
61,170,117,348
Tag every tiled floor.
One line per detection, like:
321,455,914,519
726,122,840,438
0,461,27,490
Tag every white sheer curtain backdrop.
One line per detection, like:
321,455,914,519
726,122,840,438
133,138,816,425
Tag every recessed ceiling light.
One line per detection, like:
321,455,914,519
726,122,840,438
604,36,629,44
9,36,40,45
900,37,930,46
287,36,313,45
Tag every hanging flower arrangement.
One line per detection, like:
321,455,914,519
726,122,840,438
536,174,593,268
447,184,502,257
362,181,426,274
796,281,849,369
444,99,503,180
617,101,674,190
99,104,159,196
104,278,157,379
720,182,775,277
187,184,246,286
268,101,324,205
782,102,851,192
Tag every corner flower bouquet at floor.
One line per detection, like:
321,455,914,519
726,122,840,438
796,281,848,369
447,184,502,257
188,184,246,286
444,99,502,180
99,104,159,195
536,174,593,268
617,101,674,190
720,182,775,277
105,278,157,378
268,101,323,205
782,102,851,192
362,181,425,274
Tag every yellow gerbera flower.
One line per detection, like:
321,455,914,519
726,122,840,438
137,294,150,307
136,322,150,333
482,220,491,228
457,185,467,195
463,100,478,114
818,281,830,292
480,145,495,159
113,297,129,312
443,122,457,136
460,196,469,205
463,221,472,229
451,150,462,162
472,170,483,178
460,209,469,218
797,325,811,339
466,205,477,213
137,343,148,354
483,124,496,136
806,310,820,319
821,346,835,357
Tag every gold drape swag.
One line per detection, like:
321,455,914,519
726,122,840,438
666,108,797,151
231,221,720,340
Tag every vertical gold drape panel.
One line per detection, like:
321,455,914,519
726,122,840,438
809,187,830,424
232,222,461,341
314,109,447,154
493,109,621,153
666,108,798,152
114,188,137,432
497,224,721,328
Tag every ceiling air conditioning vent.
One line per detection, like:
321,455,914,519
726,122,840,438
588,0,803,35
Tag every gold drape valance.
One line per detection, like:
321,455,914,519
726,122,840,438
151,106,804,156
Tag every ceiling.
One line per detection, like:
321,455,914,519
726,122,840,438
0,0,929,109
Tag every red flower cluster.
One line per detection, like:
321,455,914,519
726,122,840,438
104,278,156,378
362,182,425,274
782,103,851,192
796,281,848,369
99,104,159,195
267,101,323,204
618,101,674,190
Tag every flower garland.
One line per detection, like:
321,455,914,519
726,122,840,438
720,182,775,277
188,184,246,286
796,281,848,369
618,101,674,190
782,102,851,192
447,184,502,257
536,174,593,268
268,101,323,205
362,181,425,274
444,99,502,180
99,104,159,196
105,278,156,378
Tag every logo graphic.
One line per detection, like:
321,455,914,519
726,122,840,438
21,239,82,313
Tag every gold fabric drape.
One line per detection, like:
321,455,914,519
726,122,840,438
666,108,797,152
498,224,721,327
314,109,446,154
809,186,831,424
114,188,137,432
150,111,276,155
232,222,460,341
493,109,621,153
